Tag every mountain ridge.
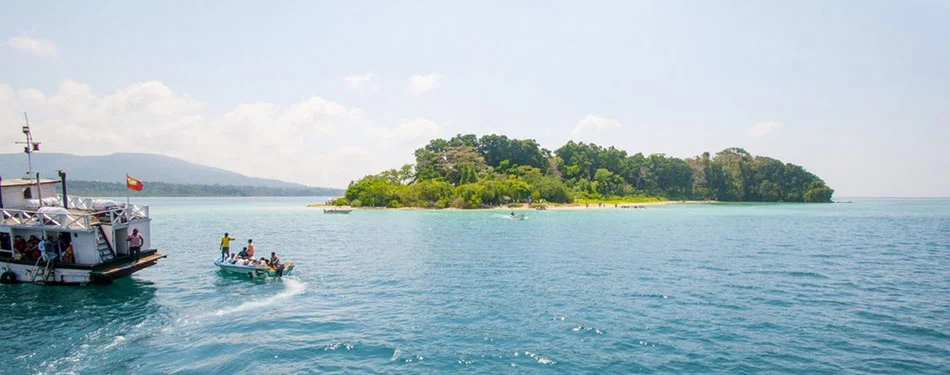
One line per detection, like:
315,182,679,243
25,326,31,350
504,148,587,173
0,152,333,189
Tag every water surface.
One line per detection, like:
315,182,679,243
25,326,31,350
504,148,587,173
1,197,948,374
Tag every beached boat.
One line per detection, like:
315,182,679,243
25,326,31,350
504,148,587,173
214,256,295,278
323,208,352,214
1,118,166,285
620,205,646,209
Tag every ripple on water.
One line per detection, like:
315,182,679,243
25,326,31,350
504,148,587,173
3,198,950,374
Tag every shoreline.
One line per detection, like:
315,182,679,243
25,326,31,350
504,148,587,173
308,200,716,211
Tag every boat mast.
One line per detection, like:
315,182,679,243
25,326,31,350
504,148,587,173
14,113,42,178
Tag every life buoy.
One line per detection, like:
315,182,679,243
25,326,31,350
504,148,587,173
0,271,18,284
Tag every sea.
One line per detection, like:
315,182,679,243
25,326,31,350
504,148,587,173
1,197,948,374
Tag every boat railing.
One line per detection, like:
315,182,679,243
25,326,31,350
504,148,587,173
1,208,91,229
95,204,149,226
0,204,149,230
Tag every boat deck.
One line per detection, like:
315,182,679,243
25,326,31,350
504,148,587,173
90,250,167,283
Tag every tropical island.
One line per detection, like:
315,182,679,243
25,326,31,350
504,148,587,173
332,134,834,209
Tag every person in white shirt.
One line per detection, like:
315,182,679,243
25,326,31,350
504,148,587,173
126,228,144,262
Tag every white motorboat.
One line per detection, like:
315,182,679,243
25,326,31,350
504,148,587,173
214,256,295,278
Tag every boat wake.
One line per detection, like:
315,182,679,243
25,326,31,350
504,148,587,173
212,278,307,317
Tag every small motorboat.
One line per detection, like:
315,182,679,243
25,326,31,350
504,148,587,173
323,208,352,214
214,256,295,278
509,213,526,220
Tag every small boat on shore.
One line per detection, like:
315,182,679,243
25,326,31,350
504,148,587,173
323,208,352,214
214,256,295,278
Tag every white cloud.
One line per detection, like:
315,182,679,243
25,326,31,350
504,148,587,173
407,72,443,95
0,80,427,187
8,36,57,56
746,122,784,137
367,118,442,143
343,72,378,93
18,88,46,104
570,114,621,138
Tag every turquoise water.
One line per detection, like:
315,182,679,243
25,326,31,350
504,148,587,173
2,198,949,374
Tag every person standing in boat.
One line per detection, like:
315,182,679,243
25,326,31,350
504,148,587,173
220,232,235,260
246,239,255,259
127,228,144,262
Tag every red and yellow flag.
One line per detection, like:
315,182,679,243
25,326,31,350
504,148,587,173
127,174,144,191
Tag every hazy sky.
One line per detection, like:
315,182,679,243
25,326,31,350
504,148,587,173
1,1,947,196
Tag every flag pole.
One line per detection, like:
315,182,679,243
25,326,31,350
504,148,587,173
126,173,131,219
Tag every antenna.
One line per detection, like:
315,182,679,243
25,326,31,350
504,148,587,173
14,112,42,178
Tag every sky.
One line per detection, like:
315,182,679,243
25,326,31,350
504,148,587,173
1,1,947,196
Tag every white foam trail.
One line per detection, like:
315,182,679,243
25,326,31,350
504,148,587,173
212,278,306,317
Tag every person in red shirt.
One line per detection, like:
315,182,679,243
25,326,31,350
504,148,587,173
13,235,27,259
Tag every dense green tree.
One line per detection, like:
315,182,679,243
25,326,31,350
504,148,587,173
346,135,834,207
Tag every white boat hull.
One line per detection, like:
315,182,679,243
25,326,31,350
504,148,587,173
0,251,166,285
214,257,294,278
1,260,92,285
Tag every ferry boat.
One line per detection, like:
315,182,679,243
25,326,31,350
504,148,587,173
323,208,352,214
0,118,166,285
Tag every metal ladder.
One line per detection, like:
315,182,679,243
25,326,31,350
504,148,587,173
30,256,56,284
96,225,115,262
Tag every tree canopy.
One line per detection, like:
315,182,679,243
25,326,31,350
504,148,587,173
342,134,834,208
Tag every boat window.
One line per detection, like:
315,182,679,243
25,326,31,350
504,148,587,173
23,187,32,199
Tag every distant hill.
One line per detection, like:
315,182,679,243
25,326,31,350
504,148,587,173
0,152,331,190
63,180,342,197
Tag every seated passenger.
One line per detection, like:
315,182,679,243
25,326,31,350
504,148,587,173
269,252,280,268
228,254,238,264
13,236,27,258
27,235,40,260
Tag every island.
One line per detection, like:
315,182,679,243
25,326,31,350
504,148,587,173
333,134,834,209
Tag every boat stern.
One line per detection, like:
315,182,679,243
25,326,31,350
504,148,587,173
90,249,167,284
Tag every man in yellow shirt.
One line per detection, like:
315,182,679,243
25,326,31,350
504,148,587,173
220,232,235,260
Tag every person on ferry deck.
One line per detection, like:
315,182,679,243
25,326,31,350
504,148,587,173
13,236,27,259
63,244,74,264
246,239,255,258
27,235,40,260
37,236,58,262
37,237,47,260
127,228,144,262
220,232,235,260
